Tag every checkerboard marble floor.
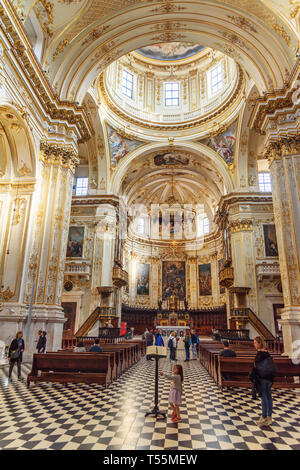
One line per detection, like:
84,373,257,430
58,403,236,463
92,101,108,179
1,350,300,450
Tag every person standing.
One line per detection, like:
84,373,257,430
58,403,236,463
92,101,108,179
37,330,47,353
168,331,177,361
253,336,276,427
155,330,164,347
160,364,183,423
145,329,154,360
8,331,25,380
183,331,191,361
190,330,199,360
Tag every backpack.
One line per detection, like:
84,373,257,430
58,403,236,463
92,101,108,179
256,356,277,379
168,338,174,348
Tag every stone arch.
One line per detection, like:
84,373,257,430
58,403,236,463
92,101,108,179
45,2,297,102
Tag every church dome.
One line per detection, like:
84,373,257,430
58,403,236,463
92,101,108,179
99,45,244,136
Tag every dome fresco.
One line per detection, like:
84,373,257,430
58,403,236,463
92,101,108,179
135,43,206,61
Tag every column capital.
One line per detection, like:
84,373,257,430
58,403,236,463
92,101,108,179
264,135,300,165
40,142,79,173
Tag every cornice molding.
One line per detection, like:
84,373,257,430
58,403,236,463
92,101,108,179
0,1,93,143
249,59,300,134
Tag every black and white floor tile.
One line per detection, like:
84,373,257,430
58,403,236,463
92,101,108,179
0,350,300,450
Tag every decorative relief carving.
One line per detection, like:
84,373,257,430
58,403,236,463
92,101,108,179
53,39,69,61
227,15,257,33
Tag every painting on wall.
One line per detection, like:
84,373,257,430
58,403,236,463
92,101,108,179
198,263,212,296
154,152,190,166
136,263,150,296
107,124,144,167
263,224,279,257
66,227,84,258
218,259,225,294
136,43,205,61
199,121,237,165
162,261,186,300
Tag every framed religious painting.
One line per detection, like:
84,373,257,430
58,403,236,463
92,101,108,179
136,263,150,296
198,263,212,296
66,226,85,258
263,224,279,257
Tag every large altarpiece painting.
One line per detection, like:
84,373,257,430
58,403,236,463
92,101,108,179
162,261,186,300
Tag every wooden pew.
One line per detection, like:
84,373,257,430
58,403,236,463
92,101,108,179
55,350,118,381
218,356,300,389
27,353,111,388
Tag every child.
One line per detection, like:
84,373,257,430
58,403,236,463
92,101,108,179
160,364,183,423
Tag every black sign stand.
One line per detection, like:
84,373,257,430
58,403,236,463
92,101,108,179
145,355,166,420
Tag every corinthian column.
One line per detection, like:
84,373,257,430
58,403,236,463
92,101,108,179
23,142,78,354
265,136,300,356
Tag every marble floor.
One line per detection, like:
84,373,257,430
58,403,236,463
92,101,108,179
0,350,300,450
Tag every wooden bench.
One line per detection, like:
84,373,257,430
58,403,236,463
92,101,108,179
27,353,111,388
56,350,118,381
218,356,300,389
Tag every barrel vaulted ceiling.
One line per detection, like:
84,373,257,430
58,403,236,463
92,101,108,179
15,0,299,103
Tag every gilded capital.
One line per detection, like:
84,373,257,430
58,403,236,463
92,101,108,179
264,135,300,165
40,142,79,173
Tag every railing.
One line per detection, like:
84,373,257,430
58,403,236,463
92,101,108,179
65,261,90,277
230,307,276,341
98,327,133,339
74,307,101,337
265,339,284,355
256,262,280,282
218,329,250,340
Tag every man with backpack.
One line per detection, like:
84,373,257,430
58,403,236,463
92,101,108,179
168,332,177,361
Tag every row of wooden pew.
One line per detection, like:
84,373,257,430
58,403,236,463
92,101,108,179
199,341,300,390
27,339,146,388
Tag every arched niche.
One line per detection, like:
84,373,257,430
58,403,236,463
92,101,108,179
0,105,36,180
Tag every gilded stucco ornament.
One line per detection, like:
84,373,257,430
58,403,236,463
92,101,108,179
40,142,79,173
264,135,300,164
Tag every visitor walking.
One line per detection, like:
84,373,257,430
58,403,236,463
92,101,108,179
167,331,177,361
8,331,25,380
184,331,191,361
145,329,154,360
160,364,183,423
190,330,199,360
252,336,277,427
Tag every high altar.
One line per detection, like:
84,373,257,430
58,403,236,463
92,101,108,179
155,296,192,334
